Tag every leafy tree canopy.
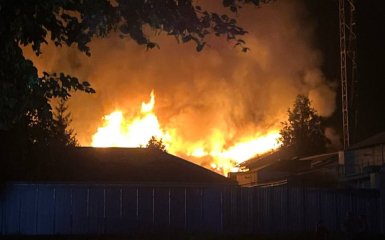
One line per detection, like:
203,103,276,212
279,95,330,157
146,136,167,152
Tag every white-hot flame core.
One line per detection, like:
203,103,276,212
91,91,170,148
91,91,281,175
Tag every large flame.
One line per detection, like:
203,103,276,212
91,91,281,175
91,91,171,148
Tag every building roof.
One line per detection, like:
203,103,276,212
21,147,235,185
349,131,385,149
239,147,297,170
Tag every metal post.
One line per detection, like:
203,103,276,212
184,188,187,230
220,190,223,232
136,188,139,219
168,188,171,226
53,187,56,234
119,188,123,218
86,187,90,234
335,191,339,231
1,189,3,234
86,188,90,217
247,188,250,231
103,187,106,234
35,184,39,234
302,186,306,232
200,188,204,219
286,186,289,232
18,190,21,234
339,0,350,149
152,188,155,225
69,188,73,235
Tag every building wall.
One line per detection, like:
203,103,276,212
343,144,385,188
347,144,385,173
233,171,257,187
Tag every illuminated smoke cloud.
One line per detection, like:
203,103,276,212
26,0,337,172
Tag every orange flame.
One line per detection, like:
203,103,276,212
91,90,281,175
91,91,171,148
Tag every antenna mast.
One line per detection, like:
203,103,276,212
339,0,357,149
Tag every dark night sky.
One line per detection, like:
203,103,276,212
305,0,385,144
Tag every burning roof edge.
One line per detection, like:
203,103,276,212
238,146,297,170
238,147,340,173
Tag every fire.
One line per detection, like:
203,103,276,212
210,131,281,167
91,90,281,175
91,91,170,148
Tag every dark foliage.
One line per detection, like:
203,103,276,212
279,95,330,157
146,136,167,152
51,98,78,148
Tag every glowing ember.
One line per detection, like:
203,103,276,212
91,90,281,175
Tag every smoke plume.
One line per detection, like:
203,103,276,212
27,0,336,166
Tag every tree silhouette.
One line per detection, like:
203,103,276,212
146,136,167,152
51,99,78,148
279,95,330,157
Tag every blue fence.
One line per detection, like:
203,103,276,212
0,183,382,235
229,186,381,234
0,183,227,235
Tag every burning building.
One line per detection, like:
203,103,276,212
89,90,281,175
27,1,337,175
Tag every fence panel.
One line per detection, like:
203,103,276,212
36,185,55,234
288,187,304,232
318,190,337,231
257,186,268,233
121,186,138,232
0,183,383,235
272,186,287,233
186,187,203,232
87,186,104,234
19,185,37,234
71,186,88,234
238,187,250,232
105,186,123,234
54,185,72,234
202,187,223,233
303,189,320,232
153,187,170,231
137,187,153,230
169,187,186,231
4,185,22,234
366,192,381,232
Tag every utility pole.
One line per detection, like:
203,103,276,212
339,0,357,149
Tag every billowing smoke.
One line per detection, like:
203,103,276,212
27,1,336,167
